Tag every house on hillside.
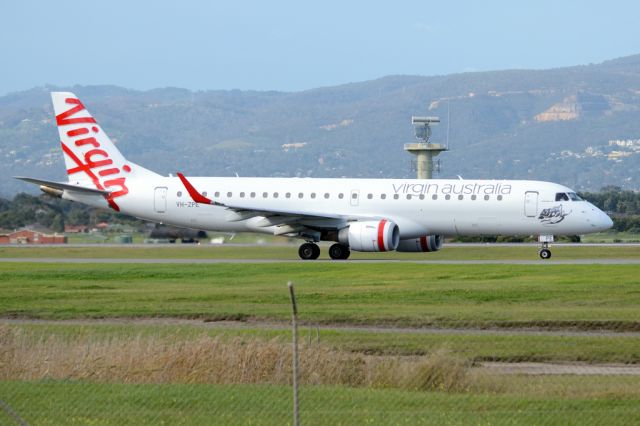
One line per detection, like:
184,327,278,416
0,227,67,244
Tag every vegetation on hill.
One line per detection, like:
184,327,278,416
2,55,640,198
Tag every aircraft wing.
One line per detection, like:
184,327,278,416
177,172,376,228
14,176,111,196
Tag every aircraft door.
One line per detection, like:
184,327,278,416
524,191,538,217
154,187,168,213
350,190,359,206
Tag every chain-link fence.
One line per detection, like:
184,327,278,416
2,317,639,425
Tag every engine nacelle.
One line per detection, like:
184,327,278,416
396,235,443,252
338,219,400,252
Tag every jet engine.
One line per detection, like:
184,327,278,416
338,219,400,252
396,235,443,252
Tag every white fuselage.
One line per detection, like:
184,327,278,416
67,176,613,239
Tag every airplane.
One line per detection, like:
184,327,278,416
16,92,613,260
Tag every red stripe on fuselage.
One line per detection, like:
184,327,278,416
377,219,387,252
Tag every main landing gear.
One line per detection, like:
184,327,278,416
328,243,350,260
298,242,320,260
297,242,351,260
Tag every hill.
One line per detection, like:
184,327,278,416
2,54,640,196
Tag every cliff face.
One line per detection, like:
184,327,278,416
535,96,580,122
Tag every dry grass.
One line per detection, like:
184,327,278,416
0,325,470,392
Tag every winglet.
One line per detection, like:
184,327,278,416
177,172,213,204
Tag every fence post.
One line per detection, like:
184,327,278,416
288,282,300,426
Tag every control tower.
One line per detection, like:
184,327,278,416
404,116,448,179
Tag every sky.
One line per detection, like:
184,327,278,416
1,0,639,95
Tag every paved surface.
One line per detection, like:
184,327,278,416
0,257,639,264
480,362,640,375
3,243,640,248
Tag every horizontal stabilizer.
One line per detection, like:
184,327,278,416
14,176,111,196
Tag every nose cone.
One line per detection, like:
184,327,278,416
595,209,614,231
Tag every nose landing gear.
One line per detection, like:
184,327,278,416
538,235,553,260
539,246,552,259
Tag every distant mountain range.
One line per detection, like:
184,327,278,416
2,54,640,197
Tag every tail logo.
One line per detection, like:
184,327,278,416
57,98,130,211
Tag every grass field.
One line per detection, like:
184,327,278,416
1,262,638,328
1,242,640,260
1,246,639,424
1,380,639,425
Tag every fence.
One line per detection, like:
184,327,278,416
1,283,639,425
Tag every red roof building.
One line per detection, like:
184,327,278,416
0,228,67,244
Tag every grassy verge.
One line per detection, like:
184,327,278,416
1,380,638,425
1,243,639,259
581,231,640,243
2,325,639,424
0,263,638,330
4,321,640,364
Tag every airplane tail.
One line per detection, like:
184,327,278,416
52,92,159,210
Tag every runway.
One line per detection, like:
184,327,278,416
0,257,639,264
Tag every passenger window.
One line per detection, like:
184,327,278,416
393,194,399,200
324,193,330,199
432,194,437,200
367,194,373,199
406,194,412,200
555,193,569,201
311,193,316,199
226,192,232,197
471,195,477,200
215,191,220,197
458,195,463,200
298,193,304,199
381,194,386,200
497,195,503,201
273,192,278,198
177,191,182,197
352,193,358,199
262,192,268,198
419,194,425,200
250,192,256,198
484,195,490,201
339,193,344,199
202,191,207,197
240,192,245,198
286,193,291,198
445,195,451,200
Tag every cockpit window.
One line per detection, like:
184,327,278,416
555,192,583,202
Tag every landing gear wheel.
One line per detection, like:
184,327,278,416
299,242,320,260
328,243,351,260
539,248,551,260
